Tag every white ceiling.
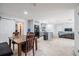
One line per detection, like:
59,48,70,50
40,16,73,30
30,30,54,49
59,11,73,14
0,3,79,24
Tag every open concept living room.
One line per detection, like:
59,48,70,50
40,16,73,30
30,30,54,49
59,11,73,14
0,3,79,56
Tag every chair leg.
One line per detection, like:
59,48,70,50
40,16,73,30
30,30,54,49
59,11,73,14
25,52,27,56
33,47,34,56
35,38,37,50
13,44,14,51
25,50,27,56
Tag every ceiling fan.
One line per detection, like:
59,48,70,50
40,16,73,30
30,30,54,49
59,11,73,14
0,16,15,21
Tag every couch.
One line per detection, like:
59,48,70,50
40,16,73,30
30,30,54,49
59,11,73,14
58,31,74,39
0,42,13,56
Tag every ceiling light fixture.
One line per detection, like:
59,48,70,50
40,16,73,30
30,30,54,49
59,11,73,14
24,11,28,15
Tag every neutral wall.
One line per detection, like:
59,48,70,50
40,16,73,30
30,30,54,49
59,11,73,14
0,19,28,43
74,7,79,56
53,23,74,38
55,23,74,31
0,19,15,43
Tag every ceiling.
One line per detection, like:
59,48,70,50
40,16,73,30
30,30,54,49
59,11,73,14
0,3,79,24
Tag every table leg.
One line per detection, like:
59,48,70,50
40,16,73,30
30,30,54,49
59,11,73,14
35,38,37,50
18,43,22,56
9,39,11,48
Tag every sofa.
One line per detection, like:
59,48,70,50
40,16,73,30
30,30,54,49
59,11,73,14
58,31,74,39
0,42,13,56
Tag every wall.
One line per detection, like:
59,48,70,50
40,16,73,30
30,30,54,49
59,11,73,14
74,7,79,56
24,19,27,35
0,19,15,43
46,24,54,32
27,19,34,32
56,23,74,32
0,18,28,43
53,23,74,37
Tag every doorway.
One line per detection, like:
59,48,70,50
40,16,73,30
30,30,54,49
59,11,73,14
34,25,40,38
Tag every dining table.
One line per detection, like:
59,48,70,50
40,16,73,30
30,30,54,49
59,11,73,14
8,35,37,56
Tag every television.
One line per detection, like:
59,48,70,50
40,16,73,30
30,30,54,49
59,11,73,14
64,28,72,31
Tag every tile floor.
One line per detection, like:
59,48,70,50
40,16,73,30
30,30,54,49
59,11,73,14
13,37,74,56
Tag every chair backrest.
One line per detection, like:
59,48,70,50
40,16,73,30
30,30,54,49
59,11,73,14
13,32,19,38
26,32,35,50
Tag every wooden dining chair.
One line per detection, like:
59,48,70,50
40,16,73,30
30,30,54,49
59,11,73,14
21,32,35,56
12,32,19,50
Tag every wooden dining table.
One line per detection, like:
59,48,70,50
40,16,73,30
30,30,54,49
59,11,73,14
8,35,37,56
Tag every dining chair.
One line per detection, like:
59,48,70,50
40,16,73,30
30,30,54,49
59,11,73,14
12,32,19,50
21,32,35,56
